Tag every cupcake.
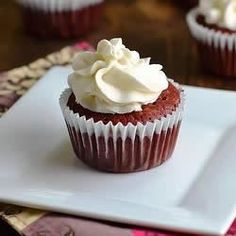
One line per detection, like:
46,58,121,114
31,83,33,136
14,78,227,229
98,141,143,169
17,0,104,38
60,38,184,173
187,0,236,77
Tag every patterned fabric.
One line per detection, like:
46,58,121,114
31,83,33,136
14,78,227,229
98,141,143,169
0,42,235,236
23,214,132,236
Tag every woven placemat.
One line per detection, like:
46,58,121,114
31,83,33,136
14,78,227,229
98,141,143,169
0,42,93,117
0,42,236,236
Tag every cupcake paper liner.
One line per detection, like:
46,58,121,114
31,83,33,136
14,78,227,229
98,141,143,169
187,8,236,78
59,81,184,173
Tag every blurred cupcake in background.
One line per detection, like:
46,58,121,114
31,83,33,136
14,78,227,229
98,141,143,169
187,0,236,78
17,0,104,38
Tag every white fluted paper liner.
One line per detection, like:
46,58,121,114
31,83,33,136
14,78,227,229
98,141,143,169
59,81,184,173
17,0,104,12
187,8,236,50
187,8,236,77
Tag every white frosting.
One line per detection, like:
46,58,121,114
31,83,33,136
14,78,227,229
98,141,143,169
199,0,236,30
68,38,168,114
17,0,103,11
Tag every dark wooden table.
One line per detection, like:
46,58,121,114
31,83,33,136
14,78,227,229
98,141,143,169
0,0,236,235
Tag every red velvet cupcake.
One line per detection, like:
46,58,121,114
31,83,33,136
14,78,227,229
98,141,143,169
17,0,104,38
187,1,236,78
60,38,184,173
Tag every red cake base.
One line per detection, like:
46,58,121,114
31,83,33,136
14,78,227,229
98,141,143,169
67,83,181,125
19,3,103,38
196,15,236,78
60,82,183,173
66,122,181,173
197,42,236,78
64,83,182,173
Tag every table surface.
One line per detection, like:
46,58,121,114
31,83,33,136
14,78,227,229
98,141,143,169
0,0,236,235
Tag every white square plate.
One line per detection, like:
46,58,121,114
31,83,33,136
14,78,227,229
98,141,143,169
0,67,236,235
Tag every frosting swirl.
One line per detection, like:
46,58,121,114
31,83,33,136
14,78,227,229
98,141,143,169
68,38,168,114
199,0,236,30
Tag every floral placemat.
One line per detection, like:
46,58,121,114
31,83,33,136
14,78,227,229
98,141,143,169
0,42,236,236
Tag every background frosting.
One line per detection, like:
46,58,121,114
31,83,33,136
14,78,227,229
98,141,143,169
199,0,236,30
